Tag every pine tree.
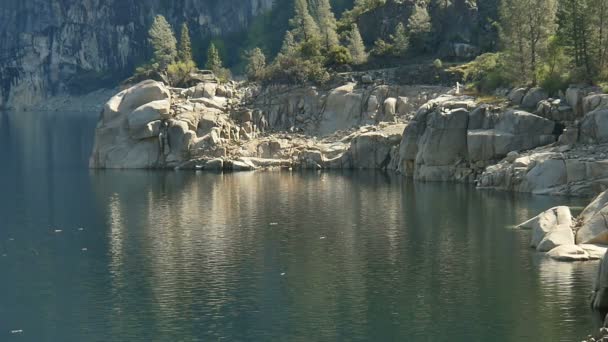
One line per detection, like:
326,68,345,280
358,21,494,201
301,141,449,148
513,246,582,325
148,15,177,70
500,0,557,84
245,48,267,80
205,43,223,71
557,0,608,80
347,24,368,64
314,0,340,50
392,22,409,56
290,0,320,42
178,22,193,63
280,31,298,55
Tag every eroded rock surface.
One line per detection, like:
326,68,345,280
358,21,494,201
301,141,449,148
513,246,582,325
90,79,439,171
397,95,556,182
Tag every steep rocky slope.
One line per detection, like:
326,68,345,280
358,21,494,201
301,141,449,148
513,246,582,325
0,0,273,110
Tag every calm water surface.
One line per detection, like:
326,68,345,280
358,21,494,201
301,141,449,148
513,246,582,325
0,111,601,341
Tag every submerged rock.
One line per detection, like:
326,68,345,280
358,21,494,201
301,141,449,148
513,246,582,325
547,245,589,261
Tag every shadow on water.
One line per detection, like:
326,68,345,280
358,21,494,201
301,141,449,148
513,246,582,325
0,111,601,341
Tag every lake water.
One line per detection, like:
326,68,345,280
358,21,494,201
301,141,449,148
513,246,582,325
0,111,602,341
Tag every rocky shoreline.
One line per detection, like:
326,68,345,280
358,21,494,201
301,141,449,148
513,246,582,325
89,75,608,199
87,73,608,339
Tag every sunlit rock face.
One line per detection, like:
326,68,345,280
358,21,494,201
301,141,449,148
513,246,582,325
0,0,273,110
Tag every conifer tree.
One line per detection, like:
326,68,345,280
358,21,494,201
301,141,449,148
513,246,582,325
245,48,267,80
148,15,177,70
347,24,368,64
205,43,223,71
500,0,557,84
280,31,298,55
556,0,608,80
290,0,320,42
392,22,409,56
178,23,193,63
315,0,340,50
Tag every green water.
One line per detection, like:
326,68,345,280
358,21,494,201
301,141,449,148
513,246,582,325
0,111,600,341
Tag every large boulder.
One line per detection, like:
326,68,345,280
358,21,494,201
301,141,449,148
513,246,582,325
127,100,170,137
535,99,575,122
349,126,404,169
521,87,548,109
466,110,555,162
319,83,364,135
517,206,573,248
494,110,555,136
416,108,469,167
508,88,527,105
565,85,603,116
398,96,557,182
583,93,608,115
165,120,196,165
101,89,128,122
536,225,575,252
90,80,171,169
580,109,608,144
117,80,171,116
577,190,608,244
524,158,568,193
193,82,218,99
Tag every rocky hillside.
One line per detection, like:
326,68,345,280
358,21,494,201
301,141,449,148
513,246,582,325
0,0,273,110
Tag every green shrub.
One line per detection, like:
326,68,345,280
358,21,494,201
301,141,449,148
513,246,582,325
371,39,393,57
244,48,267,81
449,53,512,93
327,45,353,67
539,72,569,96
263,53,329,85
167,60,196,87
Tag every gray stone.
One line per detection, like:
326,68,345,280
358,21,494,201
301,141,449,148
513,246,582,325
577,190,608,244
580,109,608,144
521,87,548,109
131,120,161,140
583,93,608,115
118,80,170,115
193,82,218,99
383,98,397,122
508,88,527,105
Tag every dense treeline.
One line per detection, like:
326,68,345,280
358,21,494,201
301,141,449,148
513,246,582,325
138,0,607,91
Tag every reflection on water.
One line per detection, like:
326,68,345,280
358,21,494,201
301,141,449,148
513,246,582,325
0,111,600,341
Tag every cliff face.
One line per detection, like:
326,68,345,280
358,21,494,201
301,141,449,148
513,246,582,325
0,0,273,110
